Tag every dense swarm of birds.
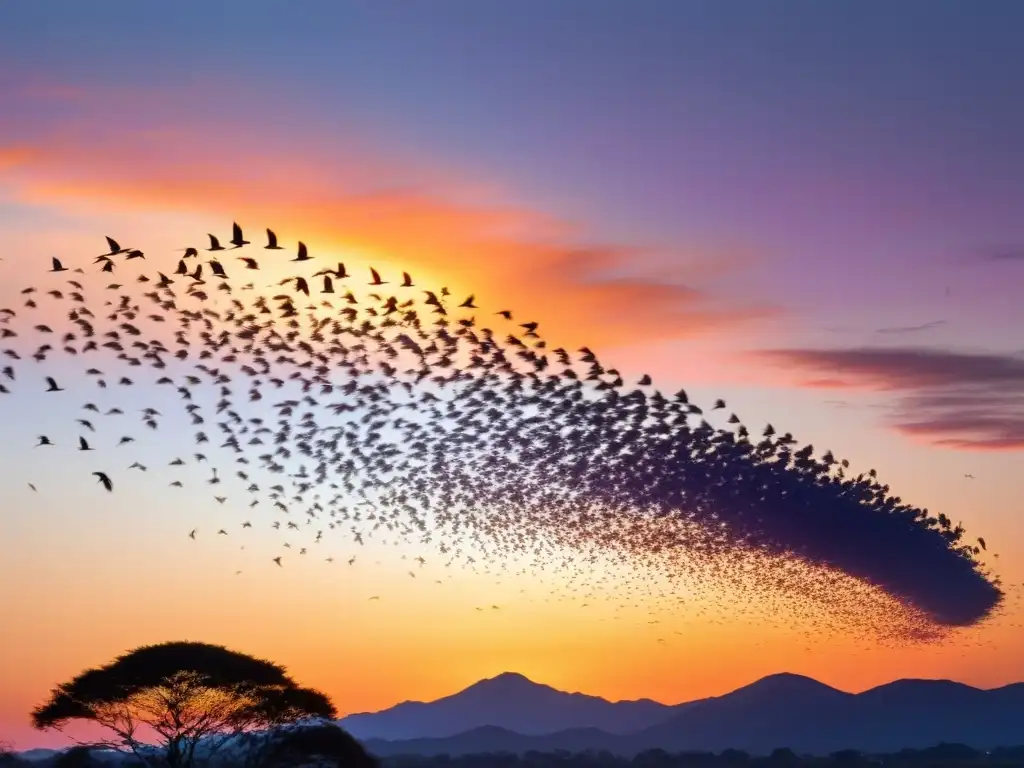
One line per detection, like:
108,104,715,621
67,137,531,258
0,224,1005,643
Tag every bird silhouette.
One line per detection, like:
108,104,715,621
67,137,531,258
265,228,285,250
229,222,250,248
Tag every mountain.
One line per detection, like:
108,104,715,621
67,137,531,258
352,673,1024,757
634,673,854,754
340,672,679,740
363,725,625,758
15,749,61,762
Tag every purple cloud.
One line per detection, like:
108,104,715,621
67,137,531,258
754,346,1024,450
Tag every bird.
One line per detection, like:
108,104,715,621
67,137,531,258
101,237,128,257
45,377,64,392
206,234,225,251
265,228,285,250
93,472,113,492
49,257,68,273
229,222,250,248
292,242,311,262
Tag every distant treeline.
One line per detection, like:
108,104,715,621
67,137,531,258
6,743,1024,768
378,745,1024,768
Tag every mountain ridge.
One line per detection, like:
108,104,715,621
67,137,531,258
340,671,1024,756
340,671,680,740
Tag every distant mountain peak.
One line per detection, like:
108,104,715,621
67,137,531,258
719,672,849,706
746,672,845,692
340,670,674,741
482,671,537,685
462,672,554,695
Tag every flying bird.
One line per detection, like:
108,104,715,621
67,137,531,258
229,222,250,248
92,472,113,492
265,228,284,250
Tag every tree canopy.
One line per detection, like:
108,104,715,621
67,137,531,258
31,641,336,768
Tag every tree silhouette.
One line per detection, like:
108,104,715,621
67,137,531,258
259,722,377,768
0,741,22,767
51,746,99,768
30,641,336,768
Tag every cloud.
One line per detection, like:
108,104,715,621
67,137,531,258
753,346,1024,450
977,245,1024,262
0,80,777,351
0,145,42,174
875,320,946,335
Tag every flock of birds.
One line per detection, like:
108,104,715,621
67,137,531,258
0,224,1006,644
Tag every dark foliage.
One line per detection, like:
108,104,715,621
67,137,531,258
374,745,1024,768
52,746,101,767
20,743,1024,768
261,723,380,767
0,742,22,767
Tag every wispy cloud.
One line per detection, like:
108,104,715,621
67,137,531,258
0,80,777,351
752,346,1024,450
974,244,1024,262
875,320,946,335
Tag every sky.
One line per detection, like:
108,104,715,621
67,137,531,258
2,0,1024,750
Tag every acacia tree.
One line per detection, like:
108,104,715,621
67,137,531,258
30,641,337,768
